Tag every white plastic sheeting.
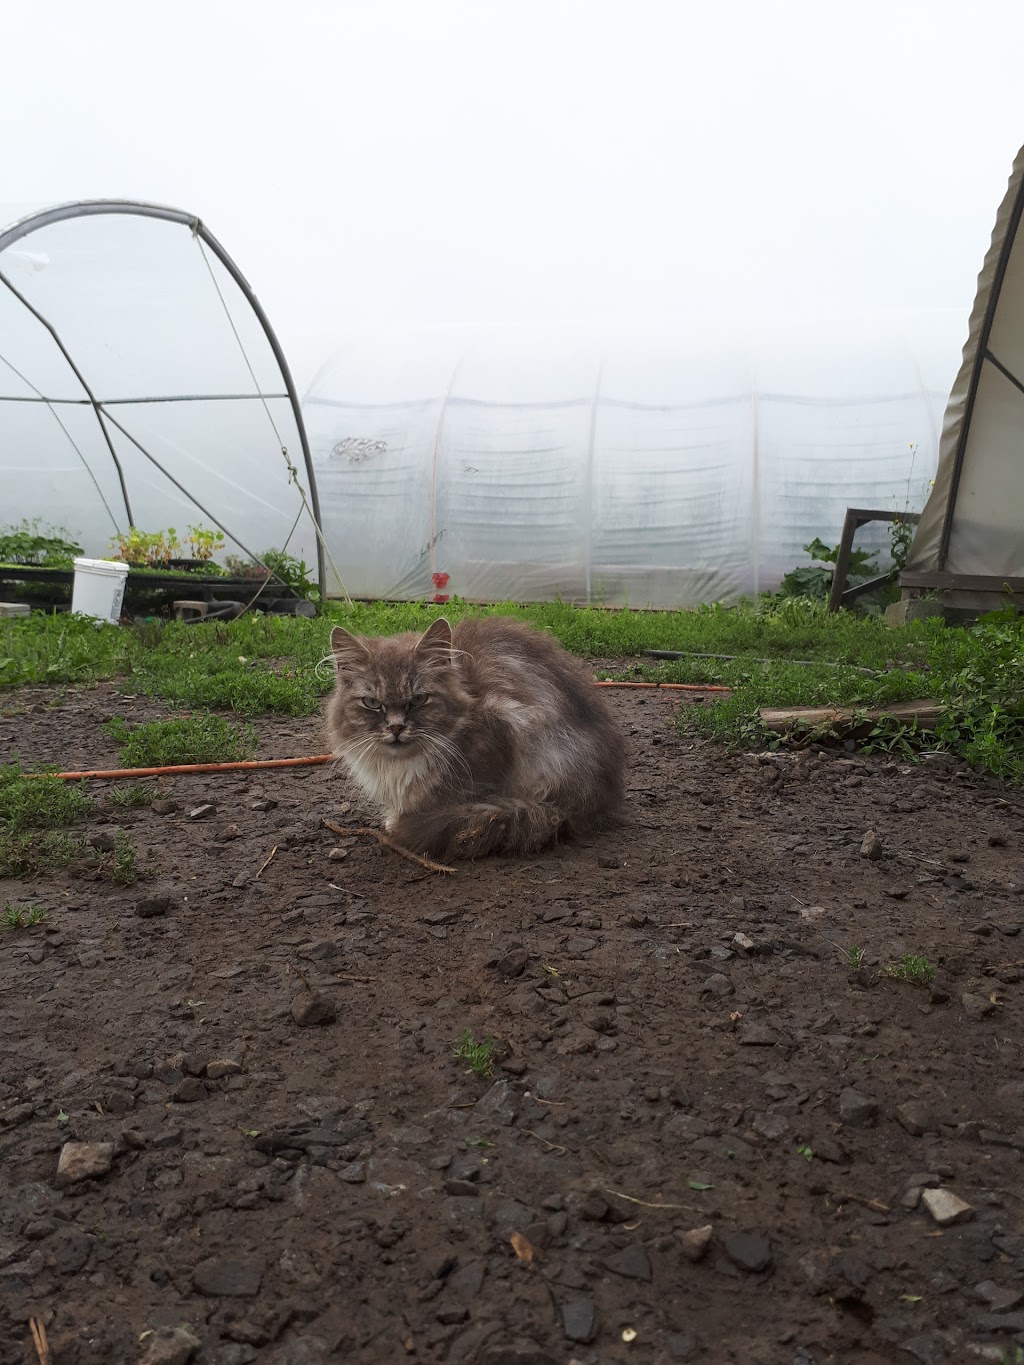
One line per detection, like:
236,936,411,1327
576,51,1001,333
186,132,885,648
304,315,966,607
0,202,320,580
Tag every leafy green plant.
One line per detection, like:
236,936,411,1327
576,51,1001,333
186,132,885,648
0,519,83,568
930,607,1024,783
110,527,180,567
796,1145,814,1162
847,946,866,972
187,525,225,561
882,955,935,987
779,537,879,603
453,1029,496,1079
104,714,258,767
260,549,318,600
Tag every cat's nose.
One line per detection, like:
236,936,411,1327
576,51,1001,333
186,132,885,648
387,722,406,737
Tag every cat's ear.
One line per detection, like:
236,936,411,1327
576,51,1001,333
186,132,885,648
330,626,370,672
416,616,453,664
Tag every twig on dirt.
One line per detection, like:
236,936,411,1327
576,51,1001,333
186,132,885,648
326,974,375,985
255,846,278,879
835,1192,890,1213
29,1318,51,1365
602,1188,701,1213
323,819,456,875
289,964,316,995
527,1095,566,1107
523,1129,568,1154
326,882,367,898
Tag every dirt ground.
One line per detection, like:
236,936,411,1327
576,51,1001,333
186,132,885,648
2,681,1024,1365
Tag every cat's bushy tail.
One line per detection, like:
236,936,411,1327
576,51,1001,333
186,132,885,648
394,797,594,860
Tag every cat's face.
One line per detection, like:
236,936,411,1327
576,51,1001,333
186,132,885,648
327,617,468,760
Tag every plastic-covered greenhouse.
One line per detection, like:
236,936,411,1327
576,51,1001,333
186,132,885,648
304,315,964,607
0,200,324,590
1,199,971,610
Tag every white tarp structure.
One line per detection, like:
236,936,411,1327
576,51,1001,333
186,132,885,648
304,315,965,608
0,201,323,588
904,146,1024,609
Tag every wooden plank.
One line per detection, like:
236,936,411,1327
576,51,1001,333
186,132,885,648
759,698,944,737
899,570,1024,592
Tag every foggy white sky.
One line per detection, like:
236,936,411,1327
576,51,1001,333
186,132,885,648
4,0,1024,389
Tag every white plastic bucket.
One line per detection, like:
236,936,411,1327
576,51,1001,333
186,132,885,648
71,558,130,624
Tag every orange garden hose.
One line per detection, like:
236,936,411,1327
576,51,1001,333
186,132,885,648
24,680,729,782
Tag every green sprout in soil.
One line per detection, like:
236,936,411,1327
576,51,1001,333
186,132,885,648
797,1145,814,1162
2,901,47,929
882,954,935,987
453,1029,496,1079
847,946,867,972
107,832,137,886
108,783,155,808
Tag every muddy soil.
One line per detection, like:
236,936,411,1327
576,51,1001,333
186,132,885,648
2,684,1024,1365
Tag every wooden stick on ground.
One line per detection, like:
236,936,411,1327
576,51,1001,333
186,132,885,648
29,1318,51,1365
322,820,456,875
758,698,943,738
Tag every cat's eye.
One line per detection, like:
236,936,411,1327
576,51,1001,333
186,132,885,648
360,697,383,711
410,692,430,706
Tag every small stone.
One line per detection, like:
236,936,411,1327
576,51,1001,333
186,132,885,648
839,1088,879,1127
150,799,178,816
974,1280,1024,1313
445,1179,480,1198
327,847,349,861
961,992,996,1019
700,973,734,998
250,798,277,811
988,834,1007,848
493,949,529,978
920,1188,975,1227
138,1325,201,1365
733,933,755,952
232,872,250,888
205,1059,243,1080
188,803,217,820
562,1298,598,1343
896,1100,939,1136
603,1242,652,1281
136,894,173,919
724,1231,773,1273
751,1113,789,1141
193,1254,265,1297
338,1162,366,1184
597,855,623,869
88,831,115,852
57,1141,114,1184
679,1224,714,1263
0,1101,34,1127
172,1077,207,1104
290,992,337,1026
738,1023,778,1047
860,830,883,860
474,1079,519,1126
219,824,242,841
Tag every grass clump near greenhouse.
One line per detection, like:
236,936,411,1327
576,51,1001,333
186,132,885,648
104,714,259,768
1,597,1022,784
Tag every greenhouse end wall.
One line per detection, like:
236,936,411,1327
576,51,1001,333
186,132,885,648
304,315,966,608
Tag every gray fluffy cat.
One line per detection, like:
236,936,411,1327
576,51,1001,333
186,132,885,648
325,616,625,859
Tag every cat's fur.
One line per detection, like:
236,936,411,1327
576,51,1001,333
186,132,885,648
325,616,625,859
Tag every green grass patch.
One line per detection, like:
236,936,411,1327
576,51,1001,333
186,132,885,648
107,783,156,808
453,1029,497,1080
1,901,48,929
0,763,93,832
105,714,258,767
